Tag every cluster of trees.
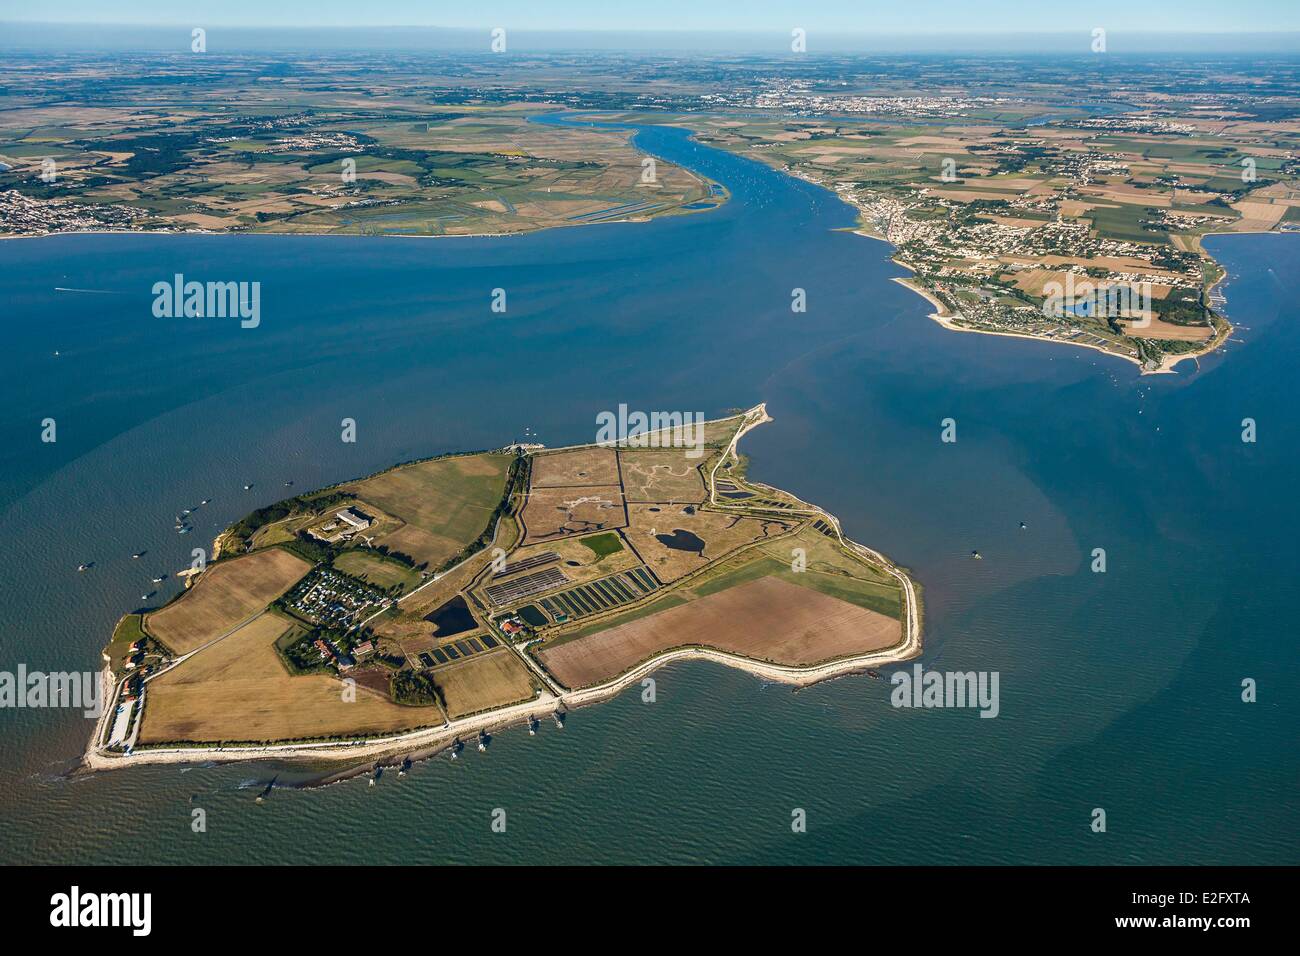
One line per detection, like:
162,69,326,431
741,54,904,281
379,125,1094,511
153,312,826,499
391,671,443,707
992,144,1052,175
279,624,379,675
371,543,420,569
1151,287,1211,327
279,631,335,675
228,490,355,548
284,532,338,566
953,198,1012,226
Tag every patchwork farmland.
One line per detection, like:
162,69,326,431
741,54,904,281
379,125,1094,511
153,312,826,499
101,404,916,762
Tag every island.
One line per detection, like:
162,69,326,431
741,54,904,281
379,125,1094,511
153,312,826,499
87,405,920,770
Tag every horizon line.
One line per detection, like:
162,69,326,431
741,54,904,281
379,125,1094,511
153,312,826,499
6,22,1300,36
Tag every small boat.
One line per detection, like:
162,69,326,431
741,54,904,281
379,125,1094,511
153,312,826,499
243,484,253,491
152,575,165,583
77,562,91,572
181,509,191,516
131,552,144,560
867,669,882,680
477,730,488,752
283,480,294,487
178,526,191,535
971,550,982,560
1019,521,1026,530
398,757,411,777
450,738,463,759
528,715,539,736
201,499,210,506
553,711,565,729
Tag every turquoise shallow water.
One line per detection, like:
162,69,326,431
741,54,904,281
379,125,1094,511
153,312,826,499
0,120,1295,864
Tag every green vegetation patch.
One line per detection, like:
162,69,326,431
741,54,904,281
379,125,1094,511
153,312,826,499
692,555,789,597
781,570,902,619
273,619,324,675
579,532,624,560
105,614,150,677
110,613,147,648
391,670,444,708
333,549,421,593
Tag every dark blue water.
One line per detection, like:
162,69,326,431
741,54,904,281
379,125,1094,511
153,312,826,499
0,120,1295,864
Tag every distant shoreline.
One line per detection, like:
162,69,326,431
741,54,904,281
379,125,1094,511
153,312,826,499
873,236,1237,376
0,216,671,242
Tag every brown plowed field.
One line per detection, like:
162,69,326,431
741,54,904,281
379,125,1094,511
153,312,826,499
539,575,901,688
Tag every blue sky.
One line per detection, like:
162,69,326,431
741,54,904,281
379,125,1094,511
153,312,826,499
4,0,1299,32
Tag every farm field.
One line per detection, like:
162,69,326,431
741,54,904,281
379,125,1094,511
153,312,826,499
138,611,430,744
332,549,422,592
343,453,511,568
144,548,312,655
520,484,626,544
545,518,904,636
432,649,538,719
619,448,708,502
538,575,901,689
0,60,713,239
530,447,620,487
625,502,795,584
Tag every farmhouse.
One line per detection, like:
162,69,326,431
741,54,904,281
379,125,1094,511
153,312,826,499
337,507,373,531
309,506,375,543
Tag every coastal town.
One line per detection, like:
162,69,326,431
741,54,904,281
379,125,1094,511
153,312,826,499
683,74,1299,371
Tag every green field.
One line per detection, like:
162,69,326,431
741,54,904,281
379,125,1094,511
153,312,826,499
579,532,624,560
333,549,422,592
105,614,148,677
344,453,512,569
1086,204,1170,244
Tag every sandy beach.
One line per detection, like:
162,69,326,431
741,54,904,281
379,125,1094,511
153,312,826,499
82,622,921,776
